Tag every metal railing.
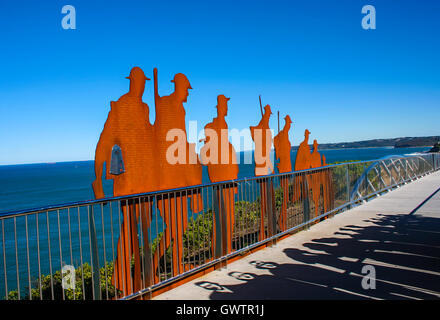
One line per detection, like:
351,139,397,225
1,153,439,300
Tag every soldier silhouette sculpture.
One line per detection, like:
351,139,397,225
92,67,335,297
293,129,313,222
92,66,156,297
152,68,203,277
274,115,293,231
250,104,274,240
200,95,239,256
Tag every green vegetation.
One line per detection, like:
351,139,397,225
6,262,117,300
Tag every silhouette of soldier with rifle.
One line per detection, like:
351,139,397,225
274,115,293,231
293,129,313,222
92,66,156,297
250,100,274,240
152,68,203,276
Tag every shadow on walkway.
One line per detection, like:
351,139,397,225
194,210,440,300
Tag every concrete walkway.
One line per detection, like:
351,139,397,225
154,171,440,300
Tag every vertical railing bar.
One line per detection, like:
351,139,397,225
174,192,178,276
100,203,108,300
137,197,145,291
117,200,125,299
239,181,243,250
195,188,200,267
14,217,20,300
246,180,251,247
35,214,42,300
200,186,206,265
87,206,95,300
188,189,195,271
46,212,54,300
109,201,115,279
191,189,195,269
247,178,251,247
192,189,196,266
247,179,251,247
231,183,235,251
77,207,85,300
301,172,304,224
67,208,74,300
180,191,185,275
245,179,249,248
25,215,31,300
57,209,65,300
160,194,166,282
211,186,214,261
346,166,350,204
126,200,133,296
168,193,173,279
154,195,159,282
2,219,8,300
253,179,258,245
148,197,155,295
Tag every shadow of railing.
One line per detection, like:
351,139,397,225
195,207,440,300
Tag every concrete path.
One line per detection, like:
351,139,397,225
154,171,440,300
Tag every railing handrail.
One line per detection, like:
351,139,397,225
0,153,436,219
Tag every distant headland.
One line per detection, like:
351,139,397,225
291,136,440,151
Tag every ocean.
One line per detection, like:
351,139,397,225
0,146,431,214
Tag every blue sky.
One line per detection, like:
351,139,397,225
0,0,439,165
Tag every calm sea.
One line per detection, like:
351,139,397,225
0,147,430,214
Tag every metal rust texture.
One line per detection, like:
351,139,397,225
273,115,292,231
92,67,333,296
200,95,239,255
92,67,203,296
294,131,335,220
250,105,274,240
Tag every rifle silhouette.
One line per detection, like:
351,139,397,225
277,111,280,134
153,68,159,109
259,95,263,117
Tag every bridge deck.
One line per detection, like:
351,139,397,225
154,171,440,300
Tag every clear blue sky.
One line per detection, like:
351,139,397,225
0,0,439,165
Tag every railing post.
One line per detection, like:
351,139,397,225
346,165,350,208
379,163,383,189
212,185,223,261
89,206,101,300
404,159,407,181
266,177,277,246
303,174,311,225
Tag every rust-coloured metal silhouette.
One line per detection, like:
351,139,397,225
92,67,155,297
321,155,332,213
93,66,336,295
250,104,274,176
310,140,322,169
153,68,203,277
294,136,334,219
294,129,312,171
200,95,238,255
92,67,155,198
274,115,292,173
293,129,312,210
273,115,292,231
250,105,274,240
